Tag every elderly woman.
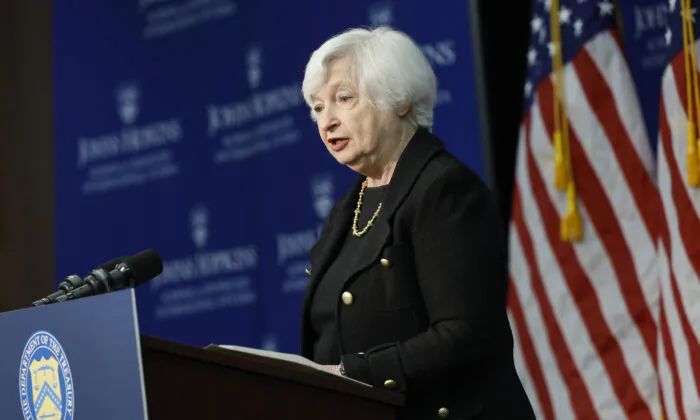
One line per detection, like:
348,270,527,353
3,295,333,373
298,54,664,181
299,27,535,419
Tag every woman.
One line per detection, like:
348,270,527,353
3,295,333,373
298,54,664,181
299,26,535,419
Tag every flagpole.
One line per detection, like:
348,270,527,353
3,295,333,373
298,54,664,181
467,0,495,190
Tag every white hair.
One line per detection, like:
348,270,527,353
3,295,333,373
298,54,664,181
301,26,437,130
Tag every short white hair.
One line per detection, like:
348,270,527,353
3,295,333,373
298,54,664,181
301,26,437,130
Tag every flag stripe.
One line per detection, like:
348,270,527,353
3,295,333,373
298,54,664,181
511,182,596,418
536,74,654,419
605,30,658,173
509,310,545,420
658,88,700,416
509,235,573,420
658,256,687,420
657,288,681,420
528,102,631,419
567,42,661,411
583,31,659,238
511,121,576,420
579,32,661,322
508,284,553,420
663,54,700,332
512,5,661,418
668,56,700,281
570,44,659,366
527,102,624,417
512,112,597,417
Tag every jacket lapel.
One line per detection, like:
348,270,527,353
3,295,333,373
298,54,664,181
301,176,363,356
375,127,445,222
301,177,362,316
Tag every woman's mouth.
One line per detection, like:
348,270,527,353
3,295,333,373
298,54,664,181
329,137,349,152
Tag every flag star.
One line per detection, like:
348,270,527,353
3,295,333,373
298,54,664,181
577,0,589,2
573,18,584,37
527,48,538,66
531,15,544,33
548,41,557,57
666,27,672,45
559,6,572,24
669,0,677,13
598,0,614,16
544,0,552,11
539,27,547,44
524,81,533,97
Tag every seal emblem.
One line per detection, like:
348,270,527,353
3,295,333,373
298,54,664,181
19,330,75,420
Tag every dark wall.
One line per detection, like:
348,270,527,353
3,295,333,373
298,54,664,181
0,0,54,312
477,0,532,232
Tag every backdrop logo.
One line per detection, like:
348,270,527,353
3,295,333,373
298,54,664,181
116,82,140,125
632,3,669,40
246,45,263,90
190,204,209,249
368,1,393,26
311,173,334,220
19,330,74,420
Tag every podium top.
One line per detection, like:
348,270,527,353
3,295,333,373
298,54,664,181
140,335,405,407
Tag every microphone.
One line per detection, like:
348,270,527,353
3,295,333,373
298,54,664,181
57,249,163,302
32,257,124,307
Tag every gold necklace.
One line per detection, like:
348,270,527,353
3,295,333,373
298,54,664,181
352,180,382,237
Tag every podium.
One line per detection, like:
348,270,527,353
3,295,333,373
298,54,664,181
0,289,404,419
142,335,404,419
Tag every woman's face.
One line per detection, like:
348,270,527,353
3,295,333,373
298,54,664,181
310,57,402,175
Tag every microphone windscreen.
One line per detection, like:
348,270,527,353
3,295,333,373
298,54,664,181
122,249,163,286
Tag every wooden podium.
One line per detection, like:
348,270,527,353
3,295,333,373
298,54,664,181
140,335,405,419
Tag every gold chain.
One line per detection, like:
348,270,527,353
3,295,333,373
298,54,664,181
352,179,382,237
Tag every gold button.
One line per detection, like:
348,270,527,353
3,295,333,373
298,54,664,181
383,379,396,389
304,268,312,277
380,258,392,268
438,407,450,418
341,291,354,305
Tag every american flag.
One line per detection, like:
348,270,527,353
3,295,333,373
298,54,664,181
507,0,661,418
657,0,700,418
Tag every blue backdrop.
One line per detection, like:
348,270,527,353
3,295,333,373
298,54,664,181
617,0,673,150
54,0,487,353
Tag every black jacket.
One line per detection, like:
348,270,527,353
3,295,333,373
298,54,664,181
301,128,535,419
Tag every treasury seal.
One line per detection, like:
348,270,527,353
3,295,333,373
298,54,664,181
18,330,75,420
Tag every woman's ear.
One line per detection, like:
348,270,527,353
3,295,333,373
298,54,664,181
397,105,411,117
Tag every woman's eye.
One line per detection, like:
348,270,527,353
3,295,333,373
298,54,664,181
339,94,352,102
313,105,323,113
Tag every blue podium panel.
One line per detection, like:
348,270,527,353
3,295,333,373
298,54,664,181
0,290,147,420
